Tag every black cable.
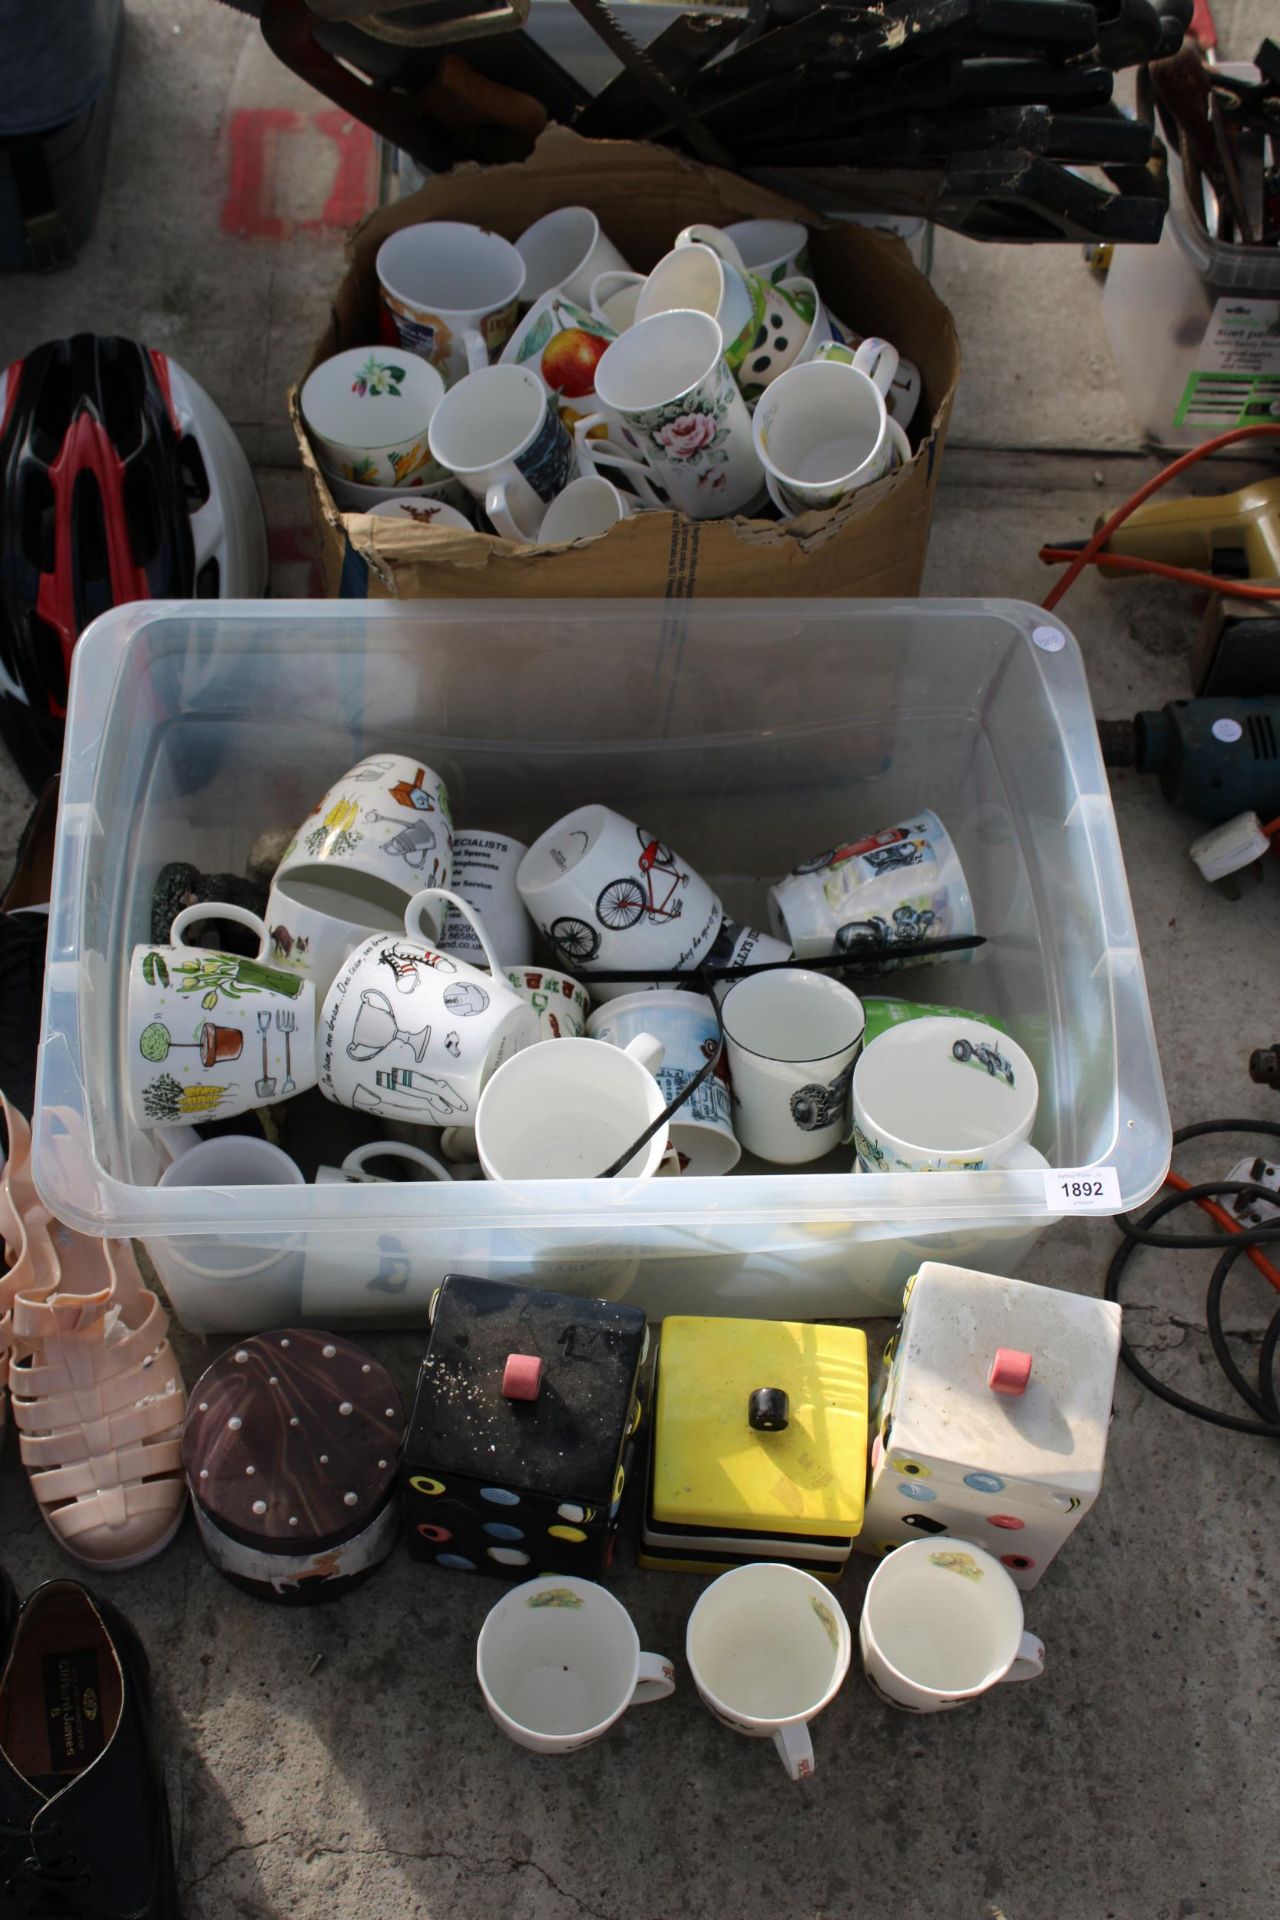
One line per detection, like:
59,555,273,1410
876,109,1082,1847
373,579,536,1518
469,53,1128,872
1106,1120,1280,1438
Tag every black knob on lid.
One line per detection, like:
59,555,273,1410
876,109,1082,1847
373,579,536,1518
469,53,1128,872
748,1387,789,1432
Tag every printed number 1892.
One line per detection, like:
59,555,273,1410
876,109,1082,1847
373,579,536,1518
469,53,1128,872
1058,1179,1104,1200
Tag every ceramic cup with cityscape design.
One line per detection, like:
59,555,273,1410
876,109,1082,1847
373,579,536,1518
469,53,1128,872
128,904,317,1129
300,346,447,490
574,309,764,520
588,990,739,1176
768,810,973,963
851,1015,1038,1174
428,363,576,542
720,968,865,1166
273,754,453,944
517,802,722,1000
318,887,537,1125
375,221,525,385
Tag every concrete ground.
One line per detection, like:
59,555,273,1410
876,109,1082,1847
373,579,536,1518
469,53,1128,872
2,4,1279,1917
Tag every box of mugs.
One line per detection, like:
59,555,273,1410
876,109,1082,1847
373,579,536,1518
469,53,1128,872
290,128,959,603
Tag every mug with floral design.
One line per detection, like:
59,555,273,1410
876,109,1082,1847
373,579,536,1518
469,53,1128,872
375,222,526,386
573,310,764,519
300,346,447,489
637,241,816,402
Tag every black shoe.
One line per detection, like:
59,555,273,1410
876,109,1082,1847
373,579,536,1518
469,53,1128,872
0,1568,15,1665
0,1582,181,1918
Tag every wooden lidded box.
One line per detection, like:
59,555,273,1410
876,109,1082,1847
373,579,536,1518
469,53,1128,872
855,1261,1122,1590
403,1274,648,1580
639,1315,868,1583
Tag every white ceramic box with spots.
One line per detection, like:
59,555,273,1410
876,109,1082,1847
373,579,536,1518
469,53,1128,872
856,1261,1122,1591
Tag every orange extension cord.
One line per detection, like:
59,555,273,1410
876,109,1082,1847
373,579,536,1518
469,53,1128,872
1040,423,1280,613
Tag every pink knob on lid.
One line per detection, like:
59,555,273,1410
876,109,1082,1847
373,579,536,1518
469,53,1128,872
502,1353,542,1401
988,1348,1032,1396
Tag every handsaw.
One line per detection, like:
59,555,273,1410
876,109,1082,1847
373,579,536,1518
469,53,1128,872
575,11,746,142
560,0,737,167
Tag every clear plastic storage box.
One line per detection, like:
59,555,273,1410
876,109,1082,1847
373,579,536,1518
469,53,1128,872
35,599,1170,1332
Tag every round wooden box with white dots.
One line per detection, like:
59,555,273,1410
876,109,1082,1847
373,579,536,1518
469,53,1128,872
182,1330,405,1604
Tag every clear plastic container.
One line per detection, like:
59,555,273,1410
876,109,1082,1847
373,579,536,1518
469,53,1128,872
35,599,1170,1331
1103,66,1280,450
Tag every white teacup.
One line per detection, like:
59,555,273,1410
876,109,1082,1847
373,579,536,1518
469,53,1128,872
589,269,645,333
575,309,764,520
318,888,537,1124
128,905,317,1129
514,206,630,309
300,346,446,491
536,475,631,546
686,1563,851,1781
376,221,525,385
722,218,810,283
752,345,905,514
814,337,924,431
315,1141,453,1185
517,803,722,996
438,831,534,968
275,753,453,929
477,1575,675,1755
769,809,972,961
475,1032,669,1182
428,363,576,542
720,969,865,1166
860,1539,1046,1714
851,1015,1038,1174
588,990,738,1176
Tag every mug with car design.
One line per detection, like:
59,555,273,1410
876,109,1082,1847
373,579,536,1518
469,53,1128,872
273,754,454,944
720,968,865,1166
128,903,317,1129
318,887,538,1123
851,1016,1038,1175
573,309,764,521
768,809,973,962
516,801,722,1001
375,221,526,385
299,346,447,490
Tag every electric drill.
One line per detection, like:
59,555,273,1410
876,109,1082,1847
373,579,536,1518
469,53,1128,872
1097,697,1280,823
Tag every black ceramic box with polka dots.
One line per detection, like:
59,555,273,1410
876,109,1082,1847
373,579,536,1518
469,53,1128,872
402,1275,648,1581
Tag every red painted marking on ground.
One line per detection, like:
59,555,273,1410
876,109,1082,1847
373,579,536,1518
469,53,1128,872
309,110,377,231
221,108,301,240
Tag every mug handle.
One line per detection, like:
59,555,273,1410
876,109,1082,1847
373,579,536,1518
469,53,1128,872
1003,1631,1046,1683
462,327,490,375
886,417,912,472
572,416,667,511
773,1722,815,1781
485,477,536,543
851,337,900,398
405,887,503,978
623,1031,666,1076
169,900,270,960
630,1652,676,1705
676,222,748,273
341,1141,453,1184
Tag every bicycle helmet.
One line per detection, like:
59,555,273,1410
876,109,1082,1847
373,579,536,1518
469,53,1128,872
0,333,267,791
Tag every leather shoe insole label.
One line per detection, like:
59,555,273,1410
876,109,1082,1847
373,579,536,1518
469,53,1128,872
41,1650,105,1772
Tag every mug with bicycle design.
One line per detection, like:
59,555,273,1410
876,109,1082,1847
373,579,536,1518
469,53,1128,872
516,804,722,1003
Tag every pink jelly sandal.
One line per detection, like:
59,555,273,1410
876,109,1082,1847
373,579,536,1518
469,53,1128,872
9,1234,188,1571
0,1099,60,1432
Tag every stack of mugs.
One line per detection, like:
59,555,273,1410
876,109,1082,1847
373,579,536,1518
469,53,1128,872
299,205,924,542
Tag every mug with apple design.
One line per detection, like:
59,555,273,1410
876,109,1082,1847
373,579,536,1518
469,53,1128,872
501,292,617,437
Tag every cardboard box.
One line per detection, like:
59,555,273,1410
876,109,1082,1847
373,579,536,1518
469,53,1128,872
291,130,961,601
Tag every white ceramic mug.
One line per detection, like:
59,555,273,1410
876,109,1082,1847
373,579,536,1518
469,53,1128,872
686,1563,851,1780
768,809,973,962
477,1574,674,1755
365,495,473,533
536,475,631,547
721,969,864,1165
721,217,810,283
262,880,393,1005
154,1135,305,1323
376,221,525,384
475,1031,669,1181
514,207,631,309
574,309,764,520
814,337,923,431
428,363,576,542
128,906,317,1129
517,803,722,995
315,1140,453,1185
637,241,813,401
500,291,616,430
851,1015,1038,1174
588,991,738,1176
275,753,453,928
318,888,537,1124
589,270,645,333
323,470,471,514
504,964,591,1041
300,347,446,490
157,1135,304,1194
860,1539,1045,1713
704,915,792,978
437,831,534,967
752,346,905,514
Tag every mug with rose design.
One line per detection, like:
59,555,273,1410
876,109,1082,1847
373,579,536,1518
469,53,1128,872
574,310,764,519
